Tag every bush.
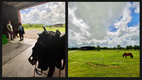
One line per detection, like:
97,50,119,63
62,23,65,27
22,24,30,28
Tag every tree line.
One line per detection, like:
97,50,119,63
68,45,140,51
22,23,65,28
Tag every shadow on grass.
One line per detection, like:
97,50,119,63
85,61,120,68
69,60,120,67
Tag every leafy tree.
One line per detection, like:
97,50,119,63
126,45,133,50
129,45,133,50
117,45,121,50
137,45,140,50
33,24,38,28
27,23,33,27
33,24,43,28
124,48,126,51
120,47,125,50
113,47,116,50
133,45,140,50
109,47,112,50
97,45,100,51
22,24,30,28
92,46,96,50
133,45,137,50
126,45,129,50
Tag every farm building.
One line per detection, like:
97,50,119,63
53,24,63,27
2,2,47,39
80,46,93,50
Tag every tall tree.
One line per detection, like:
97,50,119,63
126,45,129,50
117,45,121,50
133,45,137,50
22,24,30,28
113,47,116,50
129,45,133,50
97,45,100,51
137,45,140,50
92,46,96,50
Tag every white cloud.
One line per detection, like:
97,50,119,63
132,2,140,13
20,2,65,24
68,2,140,48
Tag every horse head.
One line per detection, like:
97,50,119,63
122,52,126,58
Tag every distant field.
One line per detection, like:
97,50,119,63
68,50,140,77
24,27,65,32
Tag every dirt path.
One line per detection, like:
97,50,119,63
68,50,78,53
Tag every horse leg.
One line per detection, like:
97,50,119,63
47,58,56,77
131,55,133,58
60,59,65,70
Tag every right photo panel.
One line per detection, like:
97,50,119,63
68,2,140,77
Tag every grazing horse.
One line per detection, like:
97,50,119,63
122,52,133,58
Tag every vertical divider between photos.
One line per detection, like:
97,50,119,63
65,1,68,78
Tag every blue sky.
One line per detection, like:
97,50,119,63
127,7,139,27
21,8,32,14
108,2,139,32
20,2,65,25
68,2,139,48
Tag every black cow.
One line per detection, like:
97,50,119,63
28,27,65,77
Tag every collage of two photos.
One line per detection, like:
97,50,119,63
2,1,140,77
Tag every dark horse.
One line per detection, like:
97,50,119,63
28,27,65,77
122,52,133,58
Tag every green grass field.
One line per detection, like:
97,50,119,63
24,27,65,32
68,50,140,77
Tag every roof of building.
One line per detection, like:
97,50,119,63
54,24,63,25
3,2,47,10
80,46,93,48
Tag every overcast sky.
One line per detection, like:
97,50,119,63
20,2,65,25
68,2,140,48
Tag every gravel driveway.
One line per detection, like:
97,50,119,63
24,29,65,39
24,29,42,39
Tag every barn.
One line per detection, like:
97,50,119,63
2,2,47,39
53,24,63,27
80,46,93,50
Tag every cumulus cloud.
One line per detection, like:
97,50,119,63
132,2,140,13
68,2,140,48
20,2,65,24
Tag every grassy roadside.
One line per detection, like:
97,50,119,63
24,27,65,32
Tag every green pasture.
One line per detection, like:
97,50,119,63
68,50,140,77
24,27,65,32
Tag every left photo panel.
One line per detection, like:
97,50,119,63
2,2,66,77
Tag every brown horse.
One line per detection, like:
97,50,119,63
122,52,133,58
